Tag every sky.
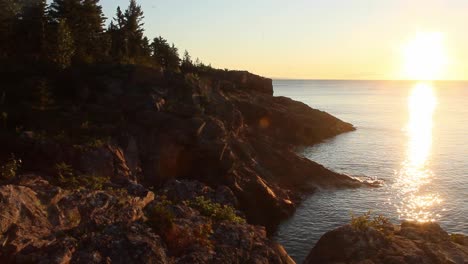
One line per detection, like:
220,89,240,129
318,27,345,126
100,0,468,80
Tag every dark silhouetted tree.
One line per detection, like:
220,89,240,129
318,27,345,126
151,36,180,71
109,1,146,63
168,44,180,70
181,50,193,72
107,20,125,61
49,0,106,63
141,36,151,58
0,0,21,59
13,0,48,62
0,0,48,62
123,0,145,59
51,19,75,69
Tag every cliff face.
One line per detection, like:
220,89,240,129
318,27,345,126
305,221,468,264
0,175,295,263
0,65,359,262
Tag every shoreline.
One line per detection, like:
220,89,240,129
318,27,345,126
0,64,362,262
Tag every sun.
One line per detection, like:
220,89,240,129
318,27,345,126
402,32,449,80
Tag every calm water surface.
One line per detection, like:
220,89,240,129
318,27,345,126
273,80,468,263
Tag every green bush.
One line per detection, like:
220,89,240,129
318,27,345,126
146,196,175,233
350,211,392,233
189,196,245,224
79,174,109,190
164,222,213,256
31,79,55,111
54,162,109,190
73,137,109,151
55,162,74,179
350,211,372,231
0,154,22,180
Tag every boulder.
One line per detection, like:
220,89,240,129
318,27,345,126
305,221,468,264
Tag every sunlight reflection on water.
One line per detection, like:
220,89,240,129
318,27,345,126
274,80,468,263
393,82,442,222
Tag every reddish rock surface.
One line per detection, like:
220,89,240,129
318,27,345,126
305,221,468,264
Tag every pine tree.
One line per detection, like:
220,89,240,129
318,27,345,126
108,7,127,62
141,36,151,58
0,0,21,59
14,0,48,62
107,20,125,61
151,36,169,67
49,0,106,63
109,1,146,63
1,0,48,62
80,0,107,61
52,19,75,69
123,0,145,58
181,50,193,72
167,44,180,71
150,36,180,70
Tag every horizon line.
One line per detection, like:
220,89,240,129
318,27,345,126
270,78,468,82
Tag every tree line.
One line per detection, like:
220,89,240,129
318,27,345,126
0,0,208,72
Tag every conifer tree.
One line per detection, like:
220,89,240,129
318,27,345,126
14,0,48,61
51,19,75,69
49,0,106,63
181,50,193,72
151,36,169,67
123,0,145,58
151,36,180,70
109,1,146,62
0,0,21,59
107,20,125,61
167,44,180,71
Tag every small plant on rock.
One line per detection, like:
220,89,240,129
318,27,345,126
350,211,372,231
32,79,55,111
54,162,79,188
0,154,22,180
55,162,74,179
163,222,213,256
350,211,393,234
146,196,175,233
54,162,109,190
80,174,109,190
189,196,245,224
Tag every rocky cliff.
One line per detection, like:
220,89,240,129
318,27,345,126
305,220,468,264
0,65,360,263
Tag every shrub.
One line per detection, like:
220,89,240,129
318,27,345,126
371,214,392,233
0,154,22,180
350,211,372,231
32,79,55,111
54,162,109,190
79,174,109,190
163,222,213,256
146,197,175,233
73,137,109,151
55,162,74,179
350,211,392,233
189,196,245,224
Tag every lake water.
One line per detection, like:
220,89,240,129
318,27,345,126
273,80,468,263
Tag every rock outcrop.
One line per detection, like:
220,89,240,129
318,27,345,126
1,65,359,231
0,65,361,262
0,174,294,264
305,221,468,264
